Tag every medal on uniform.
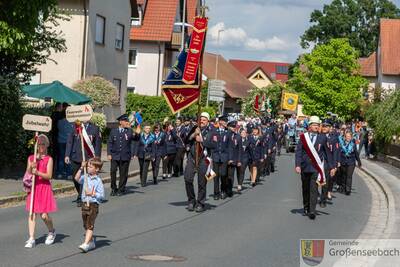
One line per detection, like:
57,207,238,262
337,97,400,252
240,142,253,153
125,133,128,141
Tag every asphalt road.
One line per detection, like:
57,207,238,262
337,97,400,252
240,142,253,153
0,152,372,267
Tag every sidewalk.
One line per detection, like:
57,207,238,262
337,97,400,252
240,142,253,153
360,158,400,238
0,151,142,206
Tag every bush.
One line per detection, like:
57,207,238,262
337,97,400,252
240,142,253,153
72,76,119,109
90,112,107,133
126,93,172,124
366,90,400,143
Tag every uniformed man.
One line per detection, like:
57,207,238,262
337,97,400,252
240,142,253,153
318,119,340,207
152,123,166,183
65,120,102,206
107,114,137,196
184,112,217,212
173,117,186,177
295,116,335,220
212,115,230,200
227,120,240,197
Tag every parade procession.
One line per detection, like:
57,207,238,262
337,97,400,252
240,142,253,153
2,0,400,266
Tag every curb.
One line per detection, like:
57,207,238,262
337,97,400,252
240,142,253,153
0,170,140,206
358,165,396,236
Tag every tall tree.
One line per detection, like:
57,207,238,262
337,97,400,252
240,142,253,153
289,38,368,120
301,0,400,57
0,0,66,168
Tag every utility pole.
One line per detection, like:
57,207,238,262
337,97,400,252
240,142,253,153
207,28,223,107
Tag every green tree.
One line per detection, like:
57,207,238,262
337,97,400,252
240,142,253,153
301,0,400,57
72,76,119,109
289,38,367,120
241,82,291,117
366,90,400,143
0,0,66,168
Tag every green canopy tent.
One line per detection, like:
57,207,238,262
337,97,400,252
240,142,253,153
22,80,91,105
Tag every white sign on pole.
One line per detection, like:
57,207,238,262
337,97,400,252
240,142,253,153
209,91,225,97
66,105,93,122
209,79,226,87
209,96,225,102
209,85,226,92
22,115,52,132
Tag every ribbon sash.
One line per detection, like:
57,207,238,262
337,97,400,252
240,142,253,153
300,133,326,186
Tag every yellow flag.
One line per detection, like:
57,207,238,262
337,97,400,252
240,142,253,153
281,91,299,111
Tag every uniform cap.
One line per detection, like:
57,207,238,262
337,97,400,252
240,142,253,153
117,114,129,122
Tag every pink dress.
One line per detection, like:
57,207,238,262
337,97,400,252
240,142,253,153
25,155,58,213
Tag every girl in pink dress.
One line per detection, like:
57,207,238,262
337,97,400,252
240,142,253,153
25,134,58,248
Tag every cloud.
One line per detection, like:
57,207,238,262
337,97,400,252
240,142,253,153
208,22,292,52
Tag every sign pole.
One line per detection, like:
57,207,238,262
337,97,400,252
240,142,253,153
77,121,90,207
29,132,39,218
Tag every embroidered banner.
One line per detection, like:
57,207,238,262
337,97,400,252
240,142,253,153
182,17,208,84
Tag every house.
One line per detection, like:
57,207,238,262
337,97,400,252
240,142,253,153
203,52,254,113
128,0,200,96
359,19,400,99
32,0,136,120
229,59,291,89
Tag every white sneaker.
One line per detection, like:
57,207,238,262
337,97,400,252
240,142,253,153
79,243,89,253
25,238,35,248
45,231,56,245
79,241,95,253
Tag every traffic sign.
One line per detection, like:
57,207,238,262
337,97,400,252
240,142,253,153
209,90,225,97
22,115,52,132
209,96,225,102
209,79,226,87
66,104,93,122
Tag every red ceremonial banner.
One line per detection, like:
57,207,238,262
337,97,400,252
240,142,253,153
163,88,200,114
182,17,208,84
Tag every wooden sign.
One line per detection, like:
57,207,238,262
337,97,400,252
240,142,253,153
66,105,93,122
22,114,52,132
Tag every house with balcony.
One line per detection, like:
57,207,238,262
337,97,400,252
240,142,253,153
128,0,200,96
229,59,291,89
31,0,136,120
359,19,400,100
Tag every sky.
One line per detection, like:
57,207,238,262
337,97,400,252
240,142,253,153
205,0,400,63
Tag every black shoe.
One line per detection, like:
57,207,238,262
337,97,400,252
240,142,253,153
251,182,256,187
213,194,220,200
141,183,146,187
195,205,205,213
117,190,125,196
308,213,316,220
110,190,117,196
187,202,195,212
221,192,227,199
345,191,351,196
153,179,158,185
320,202,326,208
173,173,179,178
227,192,233,198
76,201,82,207
303,208,309,216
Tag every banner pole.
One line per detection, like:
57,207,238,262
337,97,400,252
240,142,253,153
78,121,89,207
29,132,39,218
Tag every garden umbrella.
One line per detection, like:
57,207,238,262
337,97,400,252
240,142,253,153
22,80,91,104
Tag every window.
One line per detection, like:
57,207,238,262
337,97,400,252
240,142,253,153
128,49,137,66
127,86,135,93
253,73,264,80
113,78,122,96
276,65,289,75
115,23,124,50
131,6,143,26
95,15,106,44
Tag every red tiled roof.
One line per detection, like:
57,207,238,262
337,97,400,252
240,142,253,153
187,0,199,34
358,52,376,77
130,0,178,42
204,53,254,99
380,19,400,75
229,59,291,82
